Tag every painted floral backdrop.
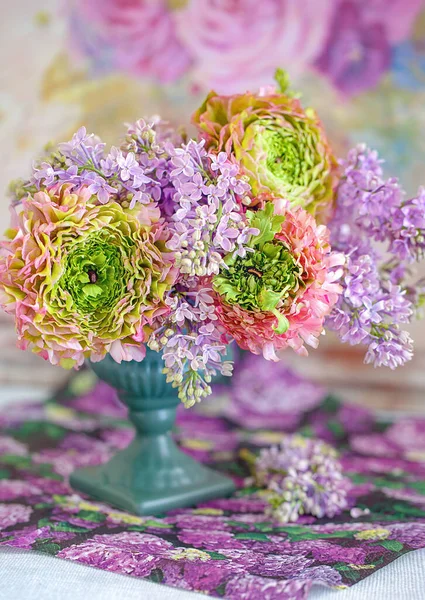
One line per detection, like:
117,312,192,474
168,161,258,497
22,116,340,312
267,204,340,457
2,0,425,219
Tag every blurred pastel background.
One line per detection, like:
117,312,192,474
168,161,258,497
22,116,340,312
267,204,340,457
2,0,425,412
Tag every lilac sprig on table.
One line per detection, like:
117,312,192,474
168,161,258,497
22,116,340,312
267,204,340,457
251,436,349,523
327,144,425,368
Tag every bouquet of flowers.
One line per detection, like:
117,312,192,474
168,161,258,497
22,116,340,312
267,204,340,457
2,71,424,407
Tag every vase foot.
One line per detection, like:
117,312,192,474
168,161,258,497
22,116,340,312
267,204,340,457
70,437,235,515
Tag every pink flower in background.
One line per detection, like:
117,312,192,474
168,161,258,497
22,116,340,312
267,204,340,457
69,0,191,83
359,0,423,43
315,2,391,95
174,0,336,93
315,0,422,95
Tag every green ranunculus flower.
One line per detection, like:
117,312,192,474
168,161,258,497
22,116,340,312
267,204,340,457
0,184,175,368
193,71,337,221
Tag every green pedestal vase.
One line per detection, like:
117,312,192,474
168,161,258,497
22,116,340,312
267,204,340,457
69,350,235,515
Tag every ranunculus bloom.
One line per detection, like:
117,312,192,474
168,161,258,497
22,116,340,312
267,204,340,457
213,201,343,359
68,0,191,83
175,0,335,93
193,88,337,220
0,185,175,368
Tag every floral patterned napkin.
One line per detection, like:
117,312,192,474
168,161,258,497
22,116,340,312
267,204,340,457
1,365,425,600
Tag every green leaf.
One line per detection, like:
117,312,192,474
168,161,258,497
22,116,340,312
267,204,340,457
0,454,32,468
147,568,164,584
144,520,173,529
379,540,403,552
0,468,10,479
227,521,252,530
206,551,229,561
76,510,106,523
392,503,425,518
273,68,301,98
327,420,345,437
50,521,91,533
288,531,356,542
407,481,425,494
320,395,341,413
33,541,61,555
247,204,285,249
274,525,310,535
234,532,271,542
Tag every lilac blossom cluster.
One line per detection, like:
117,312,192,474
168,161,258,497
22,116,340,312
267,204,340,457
148,286,233,407
254,436,349,523
165,142,257,277
327,144,425,369
11,120,172,209
143,140,260,406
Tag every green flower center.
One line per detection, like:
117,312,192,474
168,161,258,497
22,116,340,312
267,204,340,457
61,233,128,315
214,239,304,333
264,128,304,182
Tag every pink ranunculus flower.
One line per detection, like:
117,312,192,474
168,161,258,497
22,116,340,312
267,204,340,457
174,0,336,93
68,0,192,83
213,201,344,360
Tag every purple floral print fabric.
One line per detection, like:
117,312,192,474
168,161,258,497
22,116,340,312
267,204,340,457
1,366,425,599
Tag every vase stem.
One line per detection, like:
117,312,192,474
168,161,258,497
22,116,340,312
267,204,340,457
70,352,235,515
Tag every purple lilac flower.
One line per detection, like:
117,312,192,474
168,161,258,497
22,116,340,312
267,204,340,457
385,419,425,453
294,539,366,565
338,404,374,434
14,119,173,212
0,503,33,530
388,523,425,548
70,381,126,418
177,529,245,551
0,435,28,456
0,480,42,502
165,513,230,531
5,525,76,549
245,553,312,578
225,574,312,600
254,435,349,523
327,144,425,369
58,540,160,576
298,564,343,587
227,353,325,430
149,286,234,407
159,558,231,593
165,142,254,277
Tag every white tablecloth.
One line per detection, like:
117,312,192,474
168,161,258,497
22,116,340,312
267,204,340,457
1,547,424,600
